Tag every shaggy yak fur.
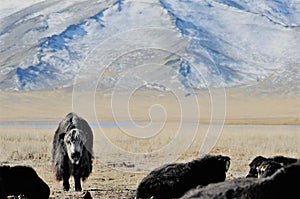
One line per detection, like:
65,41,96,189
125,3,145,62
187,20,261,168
52,112,93,191
181,163,300,199
246,155,298,178
136,154,230,199
0,165,50,199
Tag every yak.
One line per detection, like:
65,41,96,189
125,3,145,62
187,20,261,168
181,163,300,199
52,112,93,191
0,165,50,199
246,155,298,178
136,154,230,199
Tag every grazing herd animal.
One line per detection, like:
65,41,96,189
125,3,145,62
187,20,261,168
180,163,300,199
52,112,94,191
136,155,230,199
1,112,299,198
136,155,300,199
0,165,50,199
246,155,298,178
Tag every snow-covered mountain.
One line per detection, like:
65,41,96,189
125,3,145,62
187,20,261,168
0,0,299,93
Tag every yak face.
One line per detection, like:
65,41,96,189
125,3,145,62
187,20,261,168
213,155,231,172
257,161,282,178
64,129,87,164
246,156,268,178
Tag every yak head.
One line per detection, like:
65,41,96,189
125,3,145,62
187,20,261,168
246,156,267,178
257,161,282,178
63,129,87,164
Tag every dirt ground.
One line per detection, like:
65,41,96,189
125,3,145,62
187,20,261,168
0,89,299,198
1,124,299,198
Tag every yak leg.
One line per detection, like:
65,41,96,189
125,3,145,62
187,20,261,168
74,175,82,191
63,174,70,191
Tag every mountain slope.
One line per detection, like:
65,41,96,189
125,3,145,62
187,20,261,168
0,0,299,93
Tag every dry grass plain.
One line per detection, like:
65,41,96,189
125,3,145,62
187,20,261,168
0,89,299,198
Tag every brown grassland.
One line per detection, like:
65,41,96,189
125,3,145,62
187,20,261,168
0,89,299,198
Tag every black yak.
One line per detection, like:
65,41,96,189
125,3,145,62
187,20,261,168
181,163,300,199
0,165,50,199
136,154,230,199
52,112,93,191
246,155,298,178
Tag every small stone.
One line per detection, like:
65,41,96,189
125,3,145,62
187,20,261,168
81,191,93,199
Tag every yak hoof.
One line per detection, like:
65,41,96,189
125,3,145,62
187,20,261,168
63,183,70,191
